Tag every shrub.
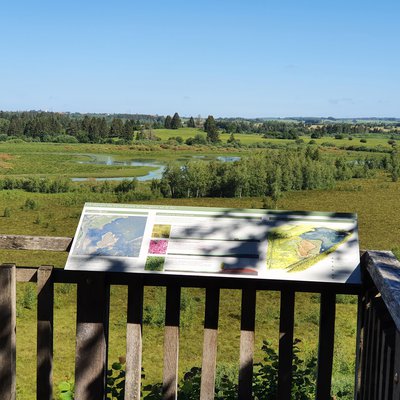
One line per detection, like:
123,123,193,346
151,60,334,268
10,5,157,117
22,198,38,210
58,341,320,400
3,207,11,217
114,179,136,193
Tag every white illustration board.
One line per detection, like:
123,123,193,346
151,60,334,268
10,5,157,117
65,203,361,284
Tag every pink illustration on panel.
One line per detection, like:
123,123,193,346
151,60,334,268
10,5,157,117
149,239,168,255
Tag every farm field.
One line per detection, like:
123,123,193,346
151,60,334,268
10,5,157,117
0,139,398,399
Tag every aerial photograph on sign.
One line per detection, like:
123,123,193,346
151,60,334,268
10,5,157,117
65,203,360,283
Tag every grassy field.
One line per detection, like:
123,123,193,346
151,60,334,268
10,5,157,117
154,127,397,149
1,175,399,398
0,140,398,398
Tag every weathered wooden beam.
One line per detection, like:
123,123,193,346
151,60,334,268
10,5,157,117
0,264,16,400
16,267,37,282
74,273,109,400
238,287,256,399
162,285,181,400
37,266,54,400
393,330,400,400
316,292,336,399
364,251,400,331
200,286,220,400
0,234,72,252
277,289,295,400
125,280,144,400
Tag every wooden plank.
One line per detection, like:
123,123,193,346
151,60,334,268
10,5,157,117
37,266,54,400
364,251,400,331
0,264,16,400
378,330,387,400
384,342,393,399
393,330,400,400
316,292,336,400
200,286,220,400
373,302,382,399
52,267,361,295
277,289,295,400
125,280,144,400
74,273,109,400
162,285,181,400
16,267,37,282
238,287,256,399
367,301,378,399
0,234,72,251
360,294,371,400
355,292,366,400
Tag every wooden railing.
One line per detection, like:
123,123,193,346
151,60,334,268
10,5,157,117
0,234,399,400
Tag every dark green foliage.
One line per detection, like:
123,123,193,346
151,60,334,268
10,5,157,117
1,177,71,194
22,198,39,210
390,151,400,182
227,133,240,146
160,150,339,198
114,179,136,193
164,115,172,129
187,116,195,128
185,133,207,145
204,115,219,143
106,358,126,399
171,113,182,129
167,136,183,144
60,340,317,400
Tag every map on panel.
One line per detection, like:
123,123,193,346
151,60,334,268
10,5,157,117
65,203,361,284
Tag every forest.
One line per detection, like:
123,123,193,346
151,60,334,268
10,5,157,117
0,110,399,145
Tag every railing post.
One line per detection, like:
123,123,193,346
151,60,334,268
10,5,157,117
37,265,54,400
74,273,109,400
0,264,16,400
238,287,256,399
125,279,144,400
200,286,220,400
316,292,336,400
277,289,295,400
162,284,181,400
394,330,400,400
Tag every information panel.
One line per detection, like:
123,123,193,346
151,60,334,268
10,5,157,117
65,203,360,284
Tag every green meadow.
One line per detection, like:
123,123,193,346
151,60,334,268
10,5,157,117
0,138,399,398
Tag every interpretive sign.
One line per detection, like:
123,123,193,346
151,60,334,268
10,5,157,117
65,203,361,284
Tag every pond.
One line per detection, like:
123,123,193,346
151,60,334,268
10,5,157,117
71,154,241,182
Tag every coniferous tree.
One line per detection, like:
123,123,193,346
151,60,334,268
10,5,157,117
164,115,172,129
187,116,195,128
171,113,181,129
109,118,124,138
204,115,219,143
122,120,134,142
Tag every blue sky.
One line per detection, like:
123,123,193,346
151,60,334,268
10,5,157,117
1,0,399,117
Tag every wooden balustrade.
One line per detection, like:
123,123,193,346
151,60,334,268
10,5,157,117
0,235,399,399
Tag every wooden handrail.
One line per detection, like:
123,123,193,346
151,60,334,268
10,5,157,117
0,234,73,252
363,251,400,331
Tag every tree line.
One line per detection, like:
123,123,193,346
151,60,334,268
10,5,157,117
153,149,393,199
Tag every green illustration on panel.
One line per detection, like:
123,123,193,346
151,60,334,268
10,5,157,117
267,224,351,272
